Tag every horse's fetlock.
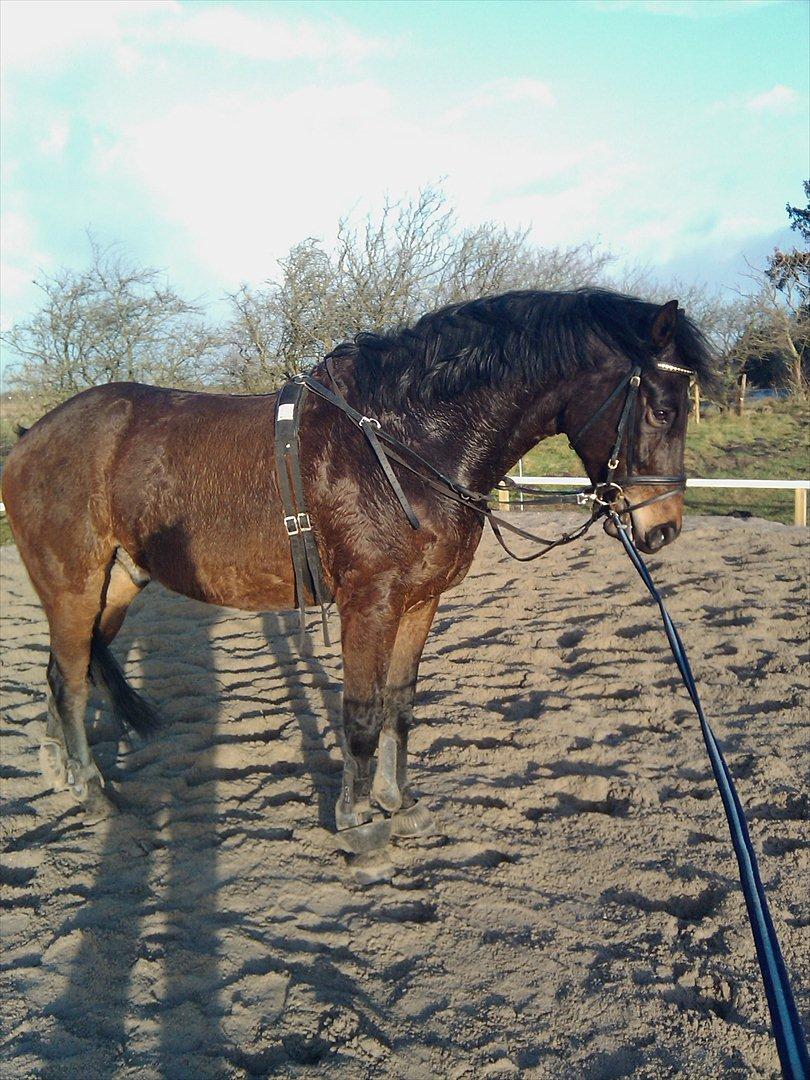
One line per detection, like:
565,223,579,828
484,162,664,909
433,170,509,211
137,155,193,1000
39,736,69,790
371,731,403,812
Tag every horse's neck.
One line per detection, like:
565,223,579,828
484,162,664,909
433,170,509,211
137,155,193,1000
402,382,569,494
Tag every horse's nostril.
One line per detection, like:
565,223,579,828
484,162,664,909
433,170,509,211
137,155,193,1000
645,523,677,551
661,523,678,546
645,527,666,552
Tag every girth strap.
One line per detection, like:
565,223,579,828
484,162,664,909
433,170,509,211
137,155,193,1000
275,382,332,645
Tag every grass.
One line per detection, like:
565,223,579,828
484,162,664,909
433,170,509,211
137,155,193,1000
515,400,809,525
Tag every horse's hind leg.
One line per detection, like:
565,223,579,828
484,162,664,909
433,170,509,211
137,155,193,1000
372,599,438,836
41,573,111,812
96,552,148,644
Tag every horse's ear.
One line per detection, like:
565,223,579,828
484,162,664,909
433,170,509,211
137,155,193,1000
650,299,679,350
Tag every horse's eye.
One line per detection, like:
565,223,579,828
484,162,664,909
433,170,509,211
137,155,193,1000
650,408,671,425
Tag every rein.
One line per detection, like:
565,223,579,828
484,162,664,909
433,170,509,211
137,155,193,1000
610,512,809,1080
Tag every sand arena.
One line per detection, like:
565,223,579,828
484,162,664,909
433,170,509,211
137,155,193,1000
1,512,807,1078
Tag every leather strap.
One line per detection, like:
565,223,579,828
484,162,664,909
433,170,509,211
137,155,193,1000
275,382,332,644
288,383,333,644
322,359,421,530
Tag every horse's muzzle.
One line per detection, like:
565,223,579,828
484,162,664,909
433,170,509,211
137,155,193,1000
603,514,681,553
639,521,680,552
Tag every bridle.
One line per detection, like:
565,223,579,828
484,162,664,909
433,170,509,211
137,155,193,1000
565,358,695,518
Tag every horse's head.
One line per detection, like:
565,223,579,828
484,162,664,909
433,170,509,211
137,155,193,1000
565,300,695,555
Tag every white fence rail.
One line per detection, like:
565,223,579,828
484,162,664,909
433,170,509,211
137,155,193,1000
500,476,809,526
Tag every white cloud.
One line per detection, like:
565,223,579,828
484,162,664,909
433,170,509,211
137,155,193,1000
0,0,389,72
179,6,390,63
95,78,608,290
0,0,178,70
38,121,70,157
747,84,801,115
0,208,52,331
470,78,555,109
442,78,555,123
620,209,775,266
96,65,782,291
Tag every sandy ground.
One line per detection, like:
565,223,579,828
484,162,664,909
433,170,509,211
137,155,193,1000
1,512,808,1079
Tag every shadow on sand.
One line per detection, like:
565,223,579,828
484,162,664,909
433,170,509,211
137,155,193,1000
38,596,343,1077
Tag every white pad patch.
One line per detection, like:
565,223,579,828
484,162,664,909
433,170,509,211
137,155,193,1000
277,403,295,420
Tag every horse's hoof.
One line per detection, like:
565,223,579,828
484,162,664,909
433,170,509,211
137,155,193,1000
349,850,395,886
333,817,392,854
39,737,68,791
390,800,436,838
80,780,117,824
65,757,103,803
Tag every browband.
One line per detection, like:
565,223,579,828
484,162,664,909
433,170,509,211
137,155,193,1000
656,361,695,377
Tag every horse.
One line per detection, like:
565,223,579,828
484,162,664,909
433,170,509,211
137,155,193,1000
2,288,712,880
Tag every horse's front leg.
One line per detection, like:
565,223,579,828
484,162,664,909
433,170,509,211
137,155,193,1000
334,593,400,859
372,599,438,835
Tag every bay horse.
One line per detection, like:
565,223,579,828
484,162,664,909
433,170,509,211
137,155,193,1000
2,289,711,877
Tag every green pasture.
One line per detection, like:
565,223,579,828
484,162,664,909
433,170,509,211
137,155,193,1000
1,402,808,545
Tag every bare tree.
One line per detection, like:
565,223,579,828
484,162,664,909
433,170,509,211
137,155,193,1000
2,237,220,410
732,279,808,397
224,187,616,388
713,182,810,399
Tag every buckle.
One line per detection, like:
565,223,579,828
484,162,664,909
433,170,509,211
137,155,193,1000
297,513,312,532
284,515,299,536
576,492,595,506
593,482,624,507
608,457,620,471
360,416,381,430
629,374,641,388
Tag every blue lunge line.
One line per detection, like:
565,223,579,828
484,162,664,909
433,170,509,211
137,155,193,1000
610,513,809,1080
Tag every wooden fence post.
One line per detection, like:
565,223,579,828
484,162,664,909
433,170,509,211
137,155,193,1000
692,382,700,425
795,487,808,527
736,374,747,416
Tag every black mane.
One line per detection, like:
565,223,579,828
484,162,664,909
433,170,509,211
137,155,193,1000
327,288,714,412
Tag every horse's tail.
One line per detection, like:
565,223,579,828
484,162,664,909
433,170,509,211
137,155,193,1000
89,629,161,737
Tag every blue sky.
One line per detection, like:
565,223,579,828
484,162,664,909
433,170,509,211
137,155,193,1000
1,0,807,344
